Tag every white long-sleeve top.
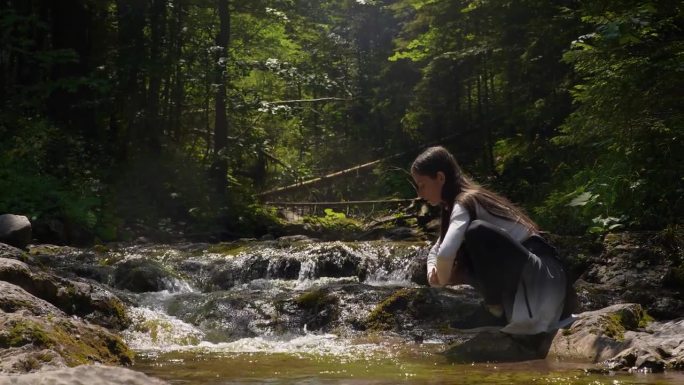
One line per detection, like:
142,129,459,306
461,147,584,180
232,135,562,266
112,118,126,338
427,201,533,286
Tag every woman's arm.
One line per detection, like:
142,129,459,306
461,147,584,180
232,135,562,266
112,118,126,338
431,204,471,286
426,241,440,286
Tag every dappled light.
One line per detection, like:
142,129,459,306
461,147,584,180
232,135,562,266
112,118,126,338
0,0,681,383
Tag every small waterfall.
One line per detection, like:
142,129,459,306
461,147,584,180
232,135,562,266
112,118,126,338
358,242,426,286
297,257,317,282
51,240,437,356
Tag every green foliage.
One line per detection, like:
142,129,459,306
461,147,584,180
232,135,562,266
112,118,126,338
534,180,629,235
542,0,684,233
1,0,680,243
0,118,104,235
302,208,364,238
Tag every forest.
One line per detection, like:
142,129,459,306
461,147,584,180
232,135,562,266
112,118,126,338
1,0,682,244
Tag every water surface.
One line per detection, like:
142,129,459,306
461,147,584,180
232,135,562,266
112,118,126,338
132,334,684,385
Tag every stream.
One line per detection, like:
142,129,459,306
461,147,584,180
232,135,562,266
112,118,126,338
38,239,684,384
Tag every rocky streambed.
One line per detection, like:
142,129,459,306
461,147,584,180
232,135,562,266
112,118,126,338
0,230,682,384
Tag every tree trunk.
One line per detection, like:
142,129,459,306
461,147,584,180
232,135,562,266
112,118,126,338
467,80,472,124
114,0,146,161
482,53,494,173
169,0,185,143
47,0,94,134
211,0,230,194
146,0,166,153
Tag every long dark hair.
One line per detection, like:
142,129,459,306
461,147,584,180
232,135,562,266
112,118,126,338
411,146,539,242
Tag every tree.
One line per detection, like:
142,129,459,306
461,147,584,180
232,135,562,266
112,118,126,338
210,0,231,195
542,0,684,231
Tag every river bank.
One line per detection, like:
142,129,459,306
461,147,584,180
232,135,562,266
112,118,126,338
0,227,682,383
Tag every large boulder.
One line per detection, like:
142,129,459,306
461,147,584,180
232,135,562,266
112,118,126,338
548,303,684,372
548,303,642,362
442,303,684,369
0,214,32,249
0,300,132,374
0,257,129,330
0,364,168,384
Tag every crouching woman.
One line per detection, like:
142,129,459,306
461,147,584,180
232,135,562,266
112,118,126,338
411,146,577,334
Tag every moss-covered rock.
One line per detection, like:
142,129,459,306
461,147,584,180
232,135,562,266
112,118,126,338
365,288,412,331
294,288,339,331
287,209,365,241
27,244,79,257
364,288,444,332
549,303,655,363
0,311,132,374
450,304,667,368
596,305,654,341
0,257,130,330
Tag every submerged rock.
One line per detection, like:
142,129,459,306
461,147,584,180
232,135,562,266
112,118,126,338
0,364,168,385
293,288,340,331
444,329,554,362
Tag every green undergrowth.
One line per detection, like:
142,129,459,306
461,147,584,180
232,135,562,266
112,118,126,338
302,209,364,239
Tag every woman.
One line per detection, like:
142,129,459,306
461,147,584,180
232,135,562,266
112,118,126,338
411,146,576,334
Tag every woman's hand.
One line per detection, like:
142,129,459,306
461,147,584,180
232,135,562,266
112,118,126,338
428,267,440,286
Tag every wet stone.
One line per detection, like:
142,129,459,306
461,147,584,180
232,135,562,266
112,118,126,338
113,259,173,293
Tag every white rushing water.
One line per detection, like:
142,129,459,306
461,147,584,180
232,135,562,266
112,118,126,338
123,302,384,360
118,240,428,362
122,306,206,350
